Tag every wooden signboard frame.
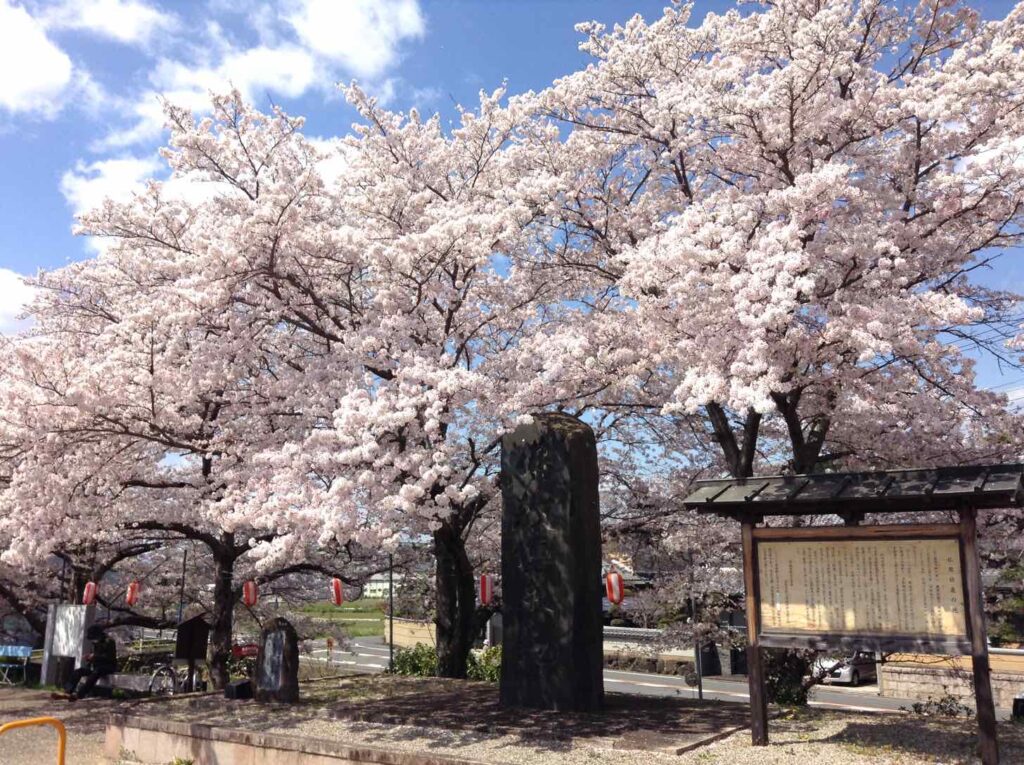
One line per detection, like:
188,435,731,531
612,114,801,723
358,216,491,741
740,509,997,764
683,464,1024,765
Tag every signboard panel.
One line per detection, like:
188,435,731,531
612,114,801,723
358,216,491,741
757,537,967,640
50,604,91,657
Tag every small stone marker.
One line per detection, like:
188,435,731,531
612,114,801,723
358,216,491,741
499,412,603,712
255,617,299,703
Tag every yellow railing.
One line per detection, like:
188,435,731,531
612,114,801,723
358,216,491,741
0,716,67,765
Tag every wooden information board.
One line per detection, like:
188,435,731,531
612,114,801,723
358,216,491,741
758,537,967,638
751,525,971,653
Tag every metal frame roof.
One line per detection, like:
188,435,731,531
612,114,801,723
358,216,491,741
682,464,1024,520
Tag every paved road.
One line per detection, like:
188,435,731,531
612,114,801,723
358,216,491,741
304,636,1004,716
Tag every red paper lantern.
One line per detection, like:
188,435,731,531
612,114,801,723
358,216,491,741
243,580,259,607
330,577,344,606
479,573,493,606
82,581,98,605
126,580,141,607
605,571,625,605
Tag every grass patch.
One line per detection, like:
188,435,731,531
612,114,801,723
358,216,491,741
300,598,385,615
341,621,384,638
298,598,385,639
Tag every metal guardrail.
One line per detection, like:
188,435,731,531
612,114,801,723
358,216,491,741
602,626,664,642
0,717,66,765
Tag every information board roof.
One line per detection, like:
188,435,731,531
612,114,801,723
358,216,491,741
682,464,1024,519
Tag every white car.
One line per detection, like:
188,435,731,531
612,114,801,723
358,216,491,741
812,651,878,686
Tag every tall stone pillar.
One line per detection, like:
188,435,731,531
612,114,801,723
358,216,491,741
499,412,603,711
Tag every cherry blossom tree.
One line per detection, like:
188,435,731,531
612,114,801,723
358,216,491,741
5,0,1024,683
0,248,377,686
39,87,559,678
507,0,1024,479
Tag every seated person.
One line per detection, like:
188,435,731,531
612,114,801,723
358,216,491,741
53,625,117,701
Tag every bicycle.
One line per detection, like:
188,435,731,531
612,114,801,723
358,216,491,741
147,661,204,695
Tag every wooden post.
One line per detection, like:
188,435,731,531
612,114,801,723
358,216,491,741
959,508,999,765
741,519,768,745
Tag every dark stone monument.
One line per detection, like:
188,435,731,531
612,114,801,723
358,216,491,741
255,617,299,703
499,412,603,711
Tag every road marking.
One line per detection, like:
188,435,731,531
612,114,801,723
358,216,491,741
335,659,388,669
302,656,388,669
351,645,392,655
603,678,749,700
809,700,900,713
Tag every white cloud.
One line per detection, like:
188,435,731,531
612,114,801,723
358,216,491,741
370,77,399,106
0,268,37,335
60,155,162,251
59,154,237,252
307,136,351,184
96,46,319,150
94,0,427,149
41,0,178,47
0,0,74,117
411,85,443,107
60,155,163,218
286,0,424,79
156,45,318,101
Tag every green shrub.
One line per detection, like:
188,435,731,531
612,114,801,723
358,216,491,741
391,643,437,677
227,654,256,681
906,690,974,718
467,646,501,682
764,648,811,706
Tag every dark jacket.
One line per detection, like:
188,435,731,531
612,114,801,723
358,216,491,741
89,635,117,675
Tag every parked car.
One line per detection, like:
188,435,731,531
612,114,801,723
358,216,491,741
812,651,878,686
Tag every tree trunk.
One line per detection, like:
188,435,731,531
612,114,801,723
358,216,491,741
208,538,235,689
69,568,87,605
433,521,476,678
706,403,760,478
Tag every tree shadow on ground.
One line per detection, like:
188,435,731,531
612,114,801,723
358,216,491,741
770,716,1024,765
128,675,749,754
820,718,1024,763
323,682,749,753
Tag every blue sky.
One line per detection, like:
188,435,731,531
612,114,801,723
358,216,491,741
0,0,1022,392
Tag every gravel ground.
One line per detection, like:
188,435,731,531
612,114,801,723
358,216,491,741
143,676,1024,765
259,709,1024,765
5,680,1021,765
0,688,115,765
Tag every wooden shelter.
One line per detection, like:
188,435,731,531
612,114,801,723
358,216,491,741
682,464,1024,765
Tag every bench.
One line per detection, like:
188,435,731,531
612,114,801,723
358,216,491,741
0,645,33,685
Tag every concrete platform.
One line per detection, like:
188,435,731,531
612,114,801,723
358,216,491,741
105,713,485,765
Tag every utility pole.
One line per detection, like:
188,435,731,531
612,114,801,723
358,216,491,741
388,553,395,673
176,549,188,623
689,550,703,701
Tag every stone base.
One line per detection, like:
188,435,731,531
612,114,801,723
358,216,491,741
104,714,484,765
880,665,1023,708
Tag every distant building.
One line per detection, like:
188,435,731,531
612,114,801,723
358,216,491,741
362,573,404,599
